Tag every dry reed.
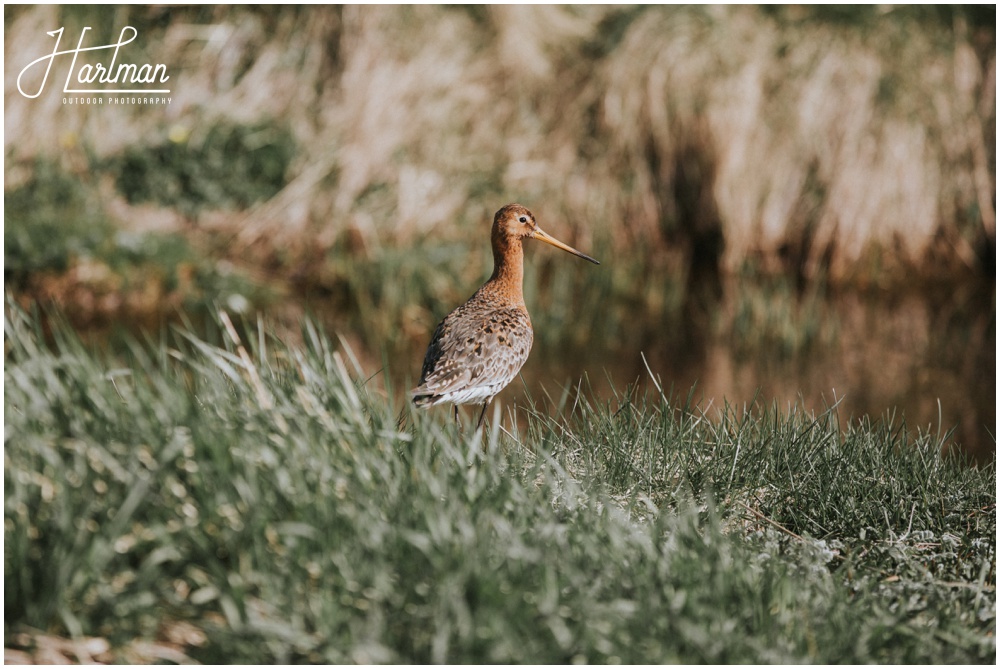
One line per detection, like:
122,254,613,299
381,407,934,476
4,5,994,282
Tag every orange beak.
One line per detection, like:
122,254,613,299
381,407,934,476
531,227,600,265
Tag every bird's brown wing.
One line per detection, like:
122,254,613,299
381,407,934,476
412,302,532,404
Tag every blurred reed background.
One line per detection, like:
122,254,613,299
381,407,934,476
4,5,995,460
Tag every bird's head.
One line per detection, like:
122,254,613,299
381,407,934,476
491,203,599,264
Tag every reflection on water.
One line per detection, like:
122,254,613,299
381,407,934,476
419,283,995,464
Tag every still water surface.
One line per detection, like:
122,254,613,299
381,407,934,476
376,283,995,464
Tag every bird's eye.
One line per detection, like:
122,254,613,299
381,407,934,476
518,216,528,223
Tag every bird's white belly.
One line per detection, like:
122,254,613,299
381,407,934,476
434,380,509,406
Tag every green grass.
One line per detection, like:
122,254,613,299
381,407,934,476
4,301,995,663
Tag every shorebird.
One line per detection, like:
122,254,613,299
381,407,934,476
411,203,600,430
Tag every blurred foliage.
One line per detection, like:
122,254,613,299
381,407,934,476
111,121,296,219
761,4,996,32
4,161,113,283
4,159,269,326
730,264,834,361
7,3,993,282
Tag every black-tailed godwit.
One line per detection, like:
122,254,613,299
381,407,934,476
411,203,599,429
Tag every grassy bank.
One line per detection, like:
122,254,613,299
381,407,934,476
5,5,995,285
4,303,994,663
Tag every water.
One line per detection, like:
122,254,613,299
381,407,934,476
394,282,995,464
70,277,996,464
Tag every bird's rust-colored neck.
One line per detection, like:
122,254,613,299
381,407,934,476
483,229,525,306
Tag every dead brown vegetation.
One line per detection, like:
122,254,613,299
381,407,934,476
4,5,995,285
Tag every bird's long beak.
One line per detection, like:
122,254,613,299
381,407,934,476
532,227,600,265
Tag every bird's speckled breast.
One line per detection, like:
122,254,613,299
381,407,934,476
412,291,533,407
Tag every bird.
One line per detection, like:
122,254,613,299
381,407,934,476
411,203,600,430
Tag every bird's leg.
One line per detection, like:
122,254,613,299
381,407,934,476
453,404,461,431
476,399,491,431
